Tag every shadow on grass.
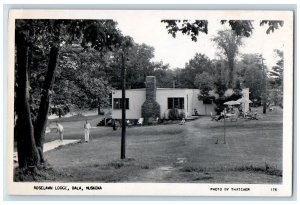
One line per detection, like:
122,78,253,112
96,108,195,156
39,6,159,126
180,162,282,177
49,158,153,183
48,114,101,123
14,158,153,183
99,158,151,170
104,158,136,169
178,172,214,181
14,162,72,182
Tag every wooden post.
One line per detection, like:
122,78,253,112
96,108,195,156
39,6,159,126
121,52,126,159
261,55,267,114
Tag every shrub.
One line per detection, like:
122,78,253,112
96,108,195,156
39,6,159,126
179,110,186,119
168,108,180,120
98,111,105,115
214,91,243,114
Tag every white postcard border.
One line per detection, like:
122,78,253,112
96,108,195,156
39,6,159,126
6,9,294,196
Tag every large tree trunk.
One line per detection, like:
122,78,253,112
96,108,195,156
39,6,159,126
33,20,61,163
15,31,39,168
98,106,101,115
263,102,267,114
228,58,235,88
98,97,101,115
34,46,60,162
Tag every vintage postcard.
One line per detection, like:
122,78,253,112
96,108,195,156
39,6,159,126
7,9,294,196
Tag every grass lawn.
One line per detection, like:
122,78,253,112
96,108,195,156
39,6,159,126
42,107,283,183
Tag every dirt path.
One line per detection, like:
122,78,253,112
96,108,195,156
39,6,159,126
132,120,202,182
137,166,175,182
135,118,231,182
133,157,188,182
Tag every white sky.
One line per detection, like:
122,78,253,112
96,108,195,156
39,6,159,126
116,18,285,69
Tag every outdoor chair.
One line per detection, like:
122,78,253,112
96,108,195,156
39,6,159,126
152,117,159,126
230,112,238,122
127,120,133,127
240,111,246,118
269,107,276,111
137,118,144,126
210,112,218,121
148,117,159,125
224,114,231,121
179,118,186,125
245,111,260,120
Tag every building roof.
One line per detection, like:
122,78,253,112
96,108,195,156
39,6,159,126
112,88,199,91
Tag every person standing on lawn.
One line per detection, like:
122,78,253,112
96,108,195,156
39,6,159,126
216,109,226,121
56,122,64,141
84,120,91,143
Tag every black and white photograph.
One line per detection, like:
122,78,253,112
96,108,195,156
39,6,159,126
7,9,294,196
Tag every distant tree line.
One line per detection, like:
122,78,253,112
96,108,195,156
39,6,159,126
161,19,284,110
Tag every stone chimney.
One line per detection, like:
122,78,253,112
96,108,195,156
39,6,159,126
141,76,160,122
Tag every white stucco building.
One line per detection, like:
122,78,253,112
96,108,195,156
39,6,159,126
111,76,216,120
111,87,217,120
111,76,251,121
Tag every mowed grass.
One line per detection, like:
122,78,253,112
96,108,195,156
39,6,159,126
45,114,104,143
44,107,283,183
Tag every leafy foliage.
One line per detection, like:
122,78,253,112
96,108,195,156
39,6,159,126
260,20,284,34
175,53,214,88
17,19,124,117
168,108,185,120
220,20,254,37
161,19,284,90
212,30,243,60
213,91,243,114
268,49,284,106
14,19,124,168
153,65,174,88
212,30,244,88
161,20,208,41
162,19,284,40
53,46,112,110
194,71,214,99
237,54,264,106
269,49,283,84
105,42,170,90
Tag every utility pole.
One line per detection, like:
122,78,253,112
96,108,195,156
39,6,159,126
121,51,126,159
261,55,267,114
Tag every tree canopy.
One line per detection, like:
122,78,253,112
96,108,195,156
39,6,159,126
212,30,243,88
268,49,284,106
15,19,124,169
162,20,284,39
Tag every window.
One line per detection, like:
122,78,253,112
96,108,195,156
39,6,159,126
168,97,184,109
113,98,129,109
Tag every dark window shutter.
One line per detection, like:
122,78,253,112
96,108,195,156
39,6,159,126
168,98,173,109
